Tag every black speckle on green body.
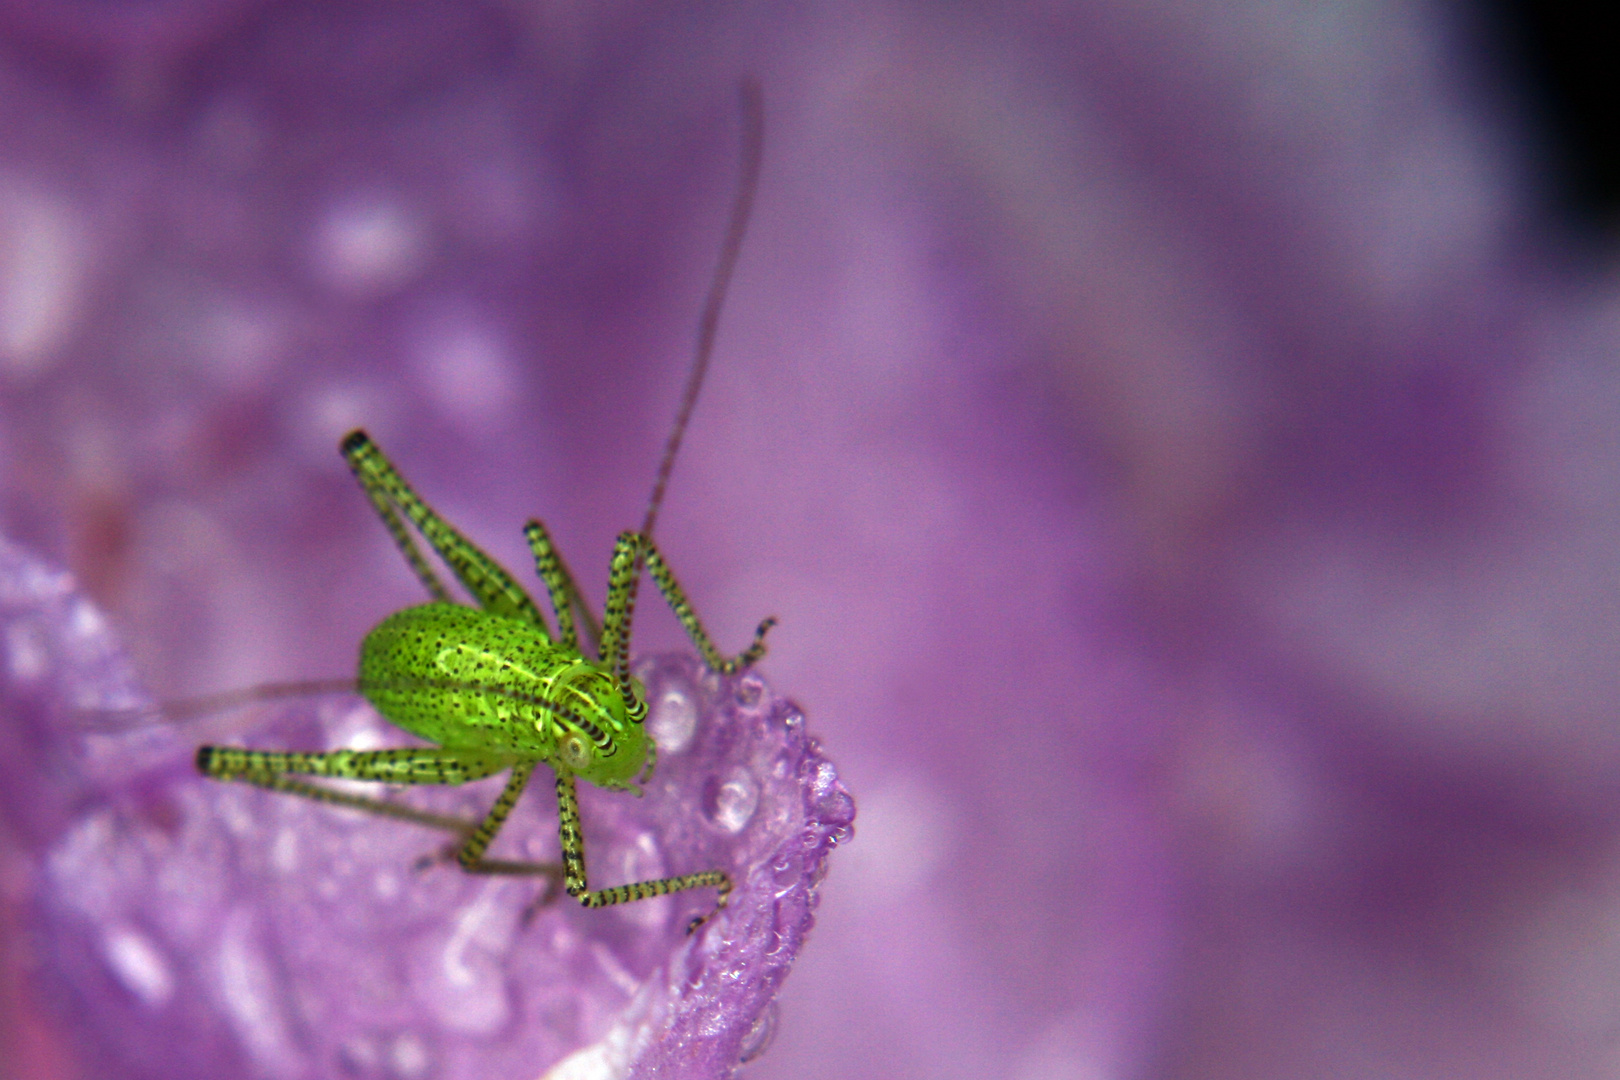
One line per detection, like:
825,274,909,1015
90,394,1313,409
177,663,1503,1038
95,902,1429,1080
358,602,647,790
196,429,776,928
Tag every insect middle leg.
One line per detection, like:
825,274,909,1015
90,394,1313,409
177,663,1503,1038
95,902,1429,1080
523,519,604,657
554,771,731,932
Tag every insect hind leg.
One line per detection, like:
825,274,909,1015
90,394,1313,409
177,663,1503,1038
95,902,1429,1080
201,771,481,834
194,745,508,835
341,431,546,628
199,747,564,911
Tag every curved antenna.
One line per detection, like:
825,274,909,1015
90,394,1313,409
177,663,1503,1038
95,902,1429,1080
161,679,360,723
639,76,765,541
74,678,359,732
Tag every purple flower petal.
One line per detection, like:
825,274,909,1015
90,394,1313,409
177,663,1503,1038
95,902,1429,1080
5,536,851,1078
14,0,1620,1078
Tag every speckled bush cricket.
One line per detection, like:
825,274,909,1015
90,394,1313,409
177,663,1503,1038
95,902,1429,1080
193,80,773,934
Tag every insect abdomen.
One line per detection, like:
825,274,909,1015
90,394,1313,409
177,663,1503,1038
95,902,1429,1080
358,602,566,754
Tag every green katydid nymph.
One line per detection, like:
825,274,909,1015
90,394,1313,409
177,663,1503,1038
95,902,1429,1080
195,80,773,935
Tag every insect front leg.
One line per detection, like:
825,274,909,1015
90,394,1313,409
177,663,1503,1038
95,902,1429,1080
639,535,776,674
436,759,566,913
553,771,731,933
450,760,546,872
597,532,776,693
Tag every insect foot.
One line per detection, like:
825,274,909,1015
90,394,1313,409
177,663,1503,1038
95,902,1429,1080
411,840,465,874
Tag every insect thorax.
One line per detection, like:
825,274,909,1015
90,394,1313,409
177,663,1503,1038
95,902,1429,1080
357,602,648,787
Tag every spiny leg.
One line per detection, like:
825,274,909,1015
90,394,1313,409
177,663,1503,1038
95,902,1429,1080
524,520,587,654
552,542,604,658
448,760,564,910
554,771,731,933
454,760,535,870
198,745,509,785
199,746,563,902
198,745,509,840
342,431,545,628
599,531,774,701
641,537,775,674
598,532,645,708
345,467,453,605
205,772,481,834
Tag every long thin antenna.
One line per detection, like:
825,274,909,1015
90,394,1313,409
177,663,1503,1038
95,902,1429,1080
161,679,360,722
639,76,764,541
74,678,360,732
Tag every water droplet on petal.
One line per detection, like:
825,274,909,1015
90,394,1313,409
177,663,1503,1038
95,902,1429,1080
103,925,174,1007
648,684,697,754
5,619,48,682
734,674,764,710
705,768,759,834
218,908,304,1076
312,193,428,297
270,827,298,874
391,1031,432,1079
738,999,779,1063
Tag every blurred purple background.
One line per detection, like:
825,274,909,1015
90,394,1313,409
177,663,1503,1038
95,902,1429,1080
3,1,1618,1078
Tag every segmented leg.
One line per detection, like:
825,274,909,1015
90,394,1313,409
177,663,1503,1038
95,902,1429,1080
453,760,534,869
598,532,776,697
342,431,545,628
447,763,563,912
598,532,644,707
202,772,480,834
554,772,730,932
198,748,563,885
524,520,581,653
552,542,604,658
641,537,775,674
198,745,507,785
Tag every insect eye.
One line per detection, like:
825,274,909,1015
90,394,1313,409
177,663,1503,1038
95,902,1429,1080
560,733,591,771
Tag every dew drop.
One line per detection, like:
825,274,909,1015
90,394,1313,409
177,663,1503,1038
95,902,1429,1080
543,1042,620,1080
648,684,697,754
312,193,427,297
738,1000,778,1063
68,597,105,640
704,768,759,834
338,1033,379,1074
413,889,514,1035
4,619,46,682
391,1032,431,1079
0,179,89,377
734,674,764,710
771,855,800,896
218,909,302,1076
610,833,670,929
103,925,174,1007
412,312,516,428
270,827,298,874
373,870,400,900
